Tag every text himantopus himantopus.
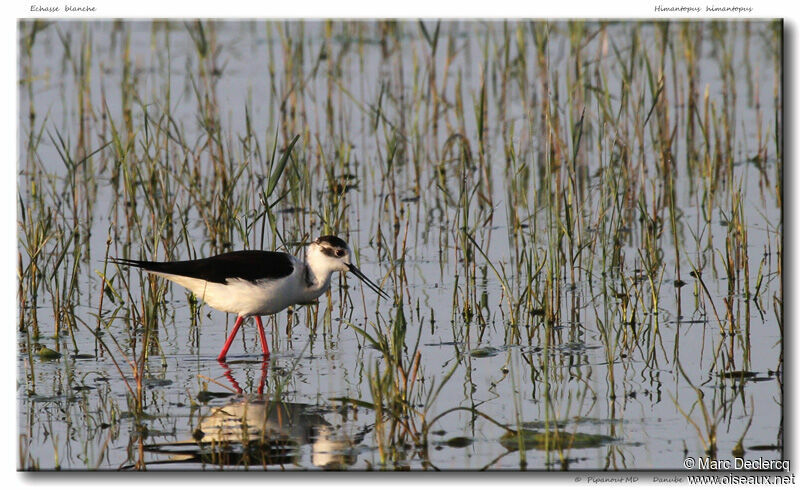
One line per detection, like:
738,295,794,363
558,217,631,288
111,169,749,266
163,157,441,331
111,236,387,360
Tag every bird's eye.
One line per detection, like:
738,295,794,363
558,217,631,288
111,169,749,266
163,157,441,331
335,249,345,257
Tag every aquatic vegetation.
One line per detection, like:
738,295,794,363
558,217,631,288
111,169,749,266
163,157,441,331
17,19,782,470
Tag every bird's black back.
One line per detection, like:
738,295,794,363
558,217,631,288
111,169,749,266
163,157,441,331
111,250,295,284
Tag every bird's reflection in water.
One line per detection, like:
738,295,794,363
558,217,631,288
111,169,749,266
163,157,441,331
219,359,269,395
144,360,368,469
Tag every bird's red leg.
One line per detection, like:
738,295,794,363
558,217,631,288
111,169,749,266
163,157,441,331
217,315,245,361
255,316,270,357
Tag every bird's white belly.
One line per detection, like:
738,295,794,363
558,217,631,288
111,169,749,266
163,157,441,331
156,273,312,316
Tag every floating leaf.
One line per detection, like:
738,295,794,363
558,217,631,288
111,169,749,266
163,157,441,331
330,397,377,410
145,378,173,388
747,444,782,451
36,346,62,360
500,429,615,451
446,436,473,448
718,371,758,379
469,346,500,358
197,391,235,403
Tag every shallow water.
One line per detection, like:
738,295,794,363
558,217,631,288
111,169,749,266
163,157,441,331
17,20,782,470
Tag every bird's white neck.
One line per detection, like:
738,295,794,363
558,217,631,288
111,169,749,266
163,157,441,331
304,263,333,292
302,246,337,296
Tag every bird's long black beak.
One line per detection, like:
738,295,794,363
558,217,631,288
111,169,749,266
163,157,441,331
346,263,389,300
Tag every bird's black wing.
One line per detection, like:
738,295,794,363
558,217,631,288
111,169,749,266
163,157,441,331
110,250,294,284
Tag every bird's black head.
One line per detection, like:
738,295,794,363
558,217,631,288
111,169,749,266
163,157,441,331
315,236,350,259
316,235,349,249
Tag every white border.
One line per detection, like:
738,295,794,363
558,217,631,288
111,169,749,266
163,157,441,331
4,1,796,488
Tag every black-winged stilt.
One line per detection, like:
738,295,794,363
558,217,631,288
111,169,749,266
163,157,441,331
111,236,387,360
